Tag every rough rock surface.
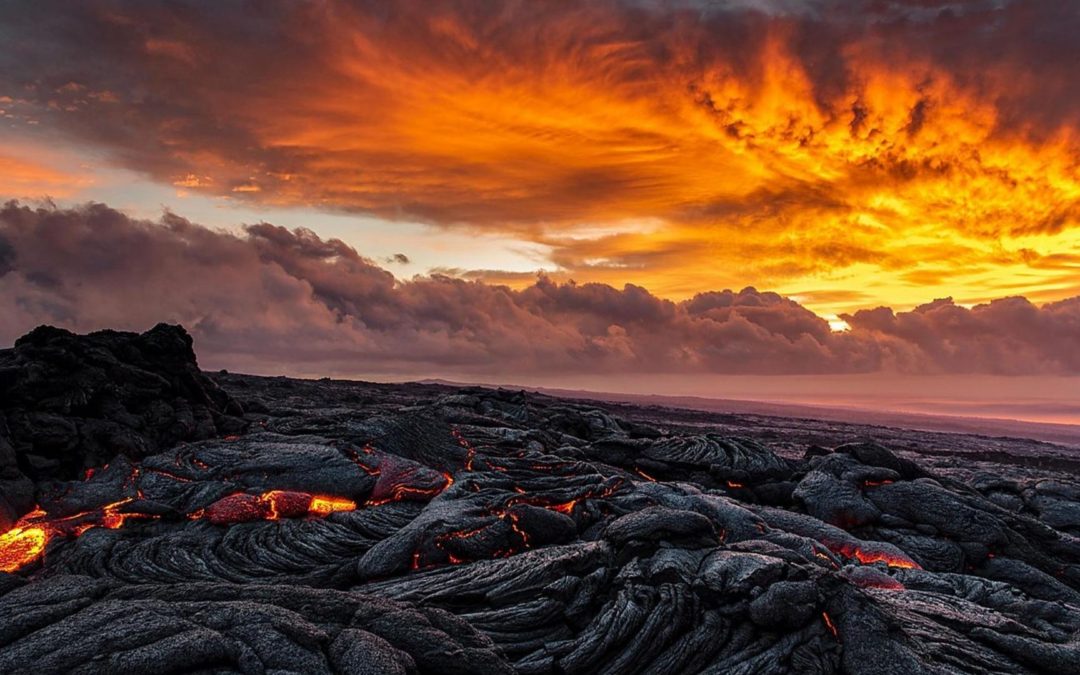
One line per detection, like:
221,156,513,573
0,324,245,529
0,326,1078,674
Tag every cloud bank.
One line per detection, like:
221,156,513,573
1,201,1077,377
0,0,1078,311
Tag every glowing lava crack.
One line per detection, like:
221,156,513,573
0,487,365,573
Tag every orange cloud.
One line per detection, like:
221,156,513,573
0,152,90,198
0,1,1078,314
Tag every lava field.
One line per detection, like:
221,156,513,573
0,325,1078,674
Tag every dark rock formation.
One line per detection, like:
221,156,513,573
0,325,1078,673
0,324,245,528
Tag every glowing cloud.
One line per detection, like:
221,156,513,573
0,1,1077,314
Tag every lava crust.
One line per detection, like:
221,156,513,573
0,326,1078,674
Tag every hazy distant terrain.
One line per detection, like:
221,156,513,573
419,378,1080,448
530,388,1080,451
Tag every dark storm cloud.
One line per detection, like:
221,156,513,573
1,201,1078,376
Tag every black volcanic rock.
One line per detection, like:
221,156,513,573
0,324,245,528
0,325,1078,674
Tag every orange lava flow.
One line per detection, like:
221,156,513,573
203,491,358,525
851,548,918,569
0,452,375,574
0,490,364,574
0,495,158,573
308,496,358,516
0,526,49,573
827,541,921,570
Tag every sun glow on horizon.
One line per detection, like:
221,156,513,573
825,316,852,333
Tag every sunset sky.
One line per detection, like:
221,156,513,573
1,1,1078,419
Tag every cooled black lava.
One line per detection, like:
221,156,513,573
0,325,1077,674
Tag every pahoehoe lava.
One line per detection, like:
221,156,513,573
1,325,1078,674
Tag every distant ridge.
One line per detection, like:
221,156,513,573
417,379,1080,448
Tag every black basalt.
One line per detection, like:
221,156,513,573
0,325,1078,674
0,323,246,528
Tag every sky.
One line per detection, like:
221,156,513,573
1,1,1079,421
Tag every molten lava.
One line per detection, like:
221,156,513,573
850,547,918,569
825,541,921,570
0,526,48,573
635,468,657,482
0,478,364,573
822,611,839,640
203,491,358,525
0,495,159,573
308,496,357,516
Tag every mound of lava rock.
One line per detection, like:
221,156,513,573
0,324,246,529
1,328,1078,674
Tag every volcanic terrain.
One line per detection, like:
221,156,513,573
0,324,1078,674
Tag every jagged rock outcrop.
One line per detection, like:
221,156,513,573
0,326,1077,674
0,324,245,529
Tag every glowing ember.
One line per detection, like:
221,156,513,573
726,481,745,489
